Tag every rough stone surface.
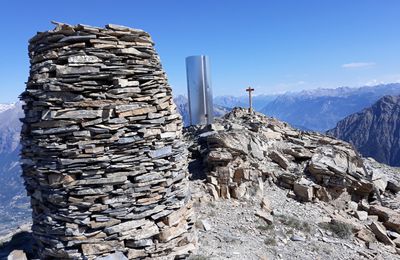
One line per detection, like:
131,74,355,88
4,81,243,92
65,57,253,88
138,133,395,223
255,209,273,225
293,178,314,202
185,108,376,204
185,107,400,257
7,250,27,260
355,211,368,221
20,22,195,259
369,222,395,246
356,228,376,243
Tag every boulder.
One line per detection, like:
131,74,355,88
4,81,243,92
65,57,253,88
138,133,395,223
369,205,394,222
371,168,388,193
385,213,400,234
198,219,212,231
307,146,371,193
249,138,265,160
260,197,273,213
356,228,376,243
347,201,358,212
269,150,290,170
355,211,368,221
208,150,233,162
7,250,27,260
293,178,314,202
255,209,273,225
369,221,395,246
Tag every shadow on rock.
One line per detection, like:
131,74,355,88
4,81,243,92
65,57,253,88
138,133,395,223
0,231,34,259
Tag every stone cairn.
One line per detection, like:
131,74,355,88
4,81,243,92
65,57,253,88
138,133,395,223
20,22,196,259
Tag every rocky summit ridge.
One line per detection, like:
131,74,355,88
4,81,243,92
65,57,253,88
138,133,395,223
186,107,399,200
2,106,400,259
184,107,400,259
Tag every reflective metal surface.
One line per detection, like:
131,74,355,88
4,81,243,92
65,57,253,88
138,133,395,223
186,55,214,125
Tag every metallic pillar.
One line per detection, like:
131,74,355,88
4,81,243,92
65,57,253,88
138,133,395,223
186,55,214,125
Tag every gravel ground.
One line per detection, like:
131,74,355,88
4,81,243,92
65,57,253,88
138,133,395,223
1,181,399,259
192,181,400,260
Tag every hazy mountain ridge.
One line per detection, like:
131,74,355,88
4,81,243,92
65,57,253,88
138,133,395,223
0,104,16,114
174,95,230,126
0,103,22,154
261,83,400,131
327,95,400,167
0,104,30,234
214,94,278,111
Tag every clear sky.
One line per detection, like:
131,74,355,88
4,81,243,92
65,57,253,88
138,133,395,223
1,0,400,103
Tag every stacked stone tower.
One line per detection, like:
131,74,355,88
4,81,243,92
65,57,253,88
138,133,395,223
20,22,196,259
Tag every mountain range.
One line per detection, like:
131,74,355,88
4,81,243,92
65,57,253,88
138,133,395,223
260,84,400,131
328,95,400,167
213,94,278,111
174,95,230,126
0,103,30,234
213,83,400,132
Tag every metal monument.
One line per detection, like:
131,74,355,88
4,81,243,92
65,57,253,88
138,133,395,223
186,55,214,125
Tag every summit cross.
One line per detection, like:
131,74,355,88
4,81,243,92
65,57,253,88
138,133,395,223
246,86,255,113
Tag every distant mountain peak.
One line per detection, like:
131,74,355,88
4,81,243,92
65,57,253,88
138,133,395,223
280,83,400,98
0,103,16,113
327,95,400,166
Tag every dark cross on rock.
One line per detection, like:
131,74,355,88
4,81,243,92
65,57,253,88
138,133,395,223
246,86,255,113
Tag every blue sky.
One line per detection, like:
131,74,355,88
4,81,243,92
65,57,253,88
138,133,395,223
1,0,400,103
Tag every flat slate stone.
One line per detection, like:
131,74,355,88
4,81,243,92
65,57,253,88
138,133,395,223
56,65,100,75
95,252,128,260
68,55,102,64
59,35,97,42
54,110,103,119
149,146,172,158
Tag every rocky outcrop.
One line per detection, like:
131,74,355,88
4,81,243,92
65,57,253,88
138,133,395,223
186,107,400,251
327,95,400,167
20,22,196,259
186,108,375,201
